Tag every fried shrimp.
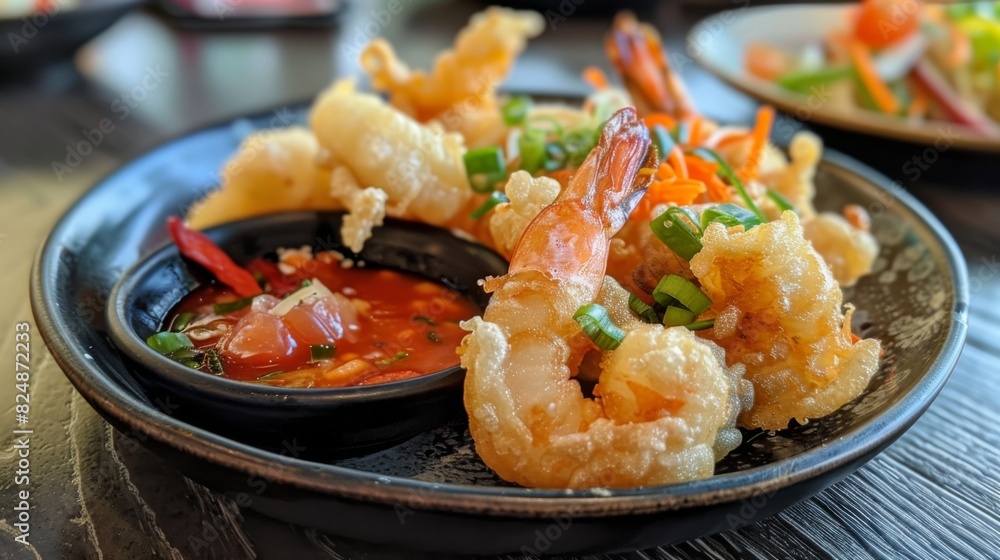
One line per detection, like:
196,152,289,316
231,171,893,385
690,212,881,430
803,212,878,287
605,12,697,118
459,108,750,488
310,79,472,226
487,170,560,259
361,7,544,146
187,127,338,229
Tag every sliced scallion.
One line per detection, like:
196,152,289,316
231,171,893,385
171,312,196,332
662,305,697,327
309,344,336,362
685,319,715,331
518,129,547,174
428,331,441,343
691,147,767,223
649,207,703,260
766,189,796,213
701,203,764,231
203,348,224,373
213,296,254,315
501,95,532,126
470,191,509,219
563,128,597,167
628,293,661,324
674,121,691,145
464,147,507,193
414,315,436,326
376,352,410,367
146,332,194,356
653,275,712,315
651,125,675,164
573,303,626,350
544,142,568,172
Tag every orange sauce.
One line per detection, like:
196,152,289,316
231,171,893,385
166,251,479,388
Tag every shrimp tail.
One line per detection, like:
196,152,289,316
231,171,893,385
605,12,697,119
508,107,655,281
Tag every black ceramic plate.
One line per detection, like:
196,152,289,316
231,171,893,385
31,107,969,555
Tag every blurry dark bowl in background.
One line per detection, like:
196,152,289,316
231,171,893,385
0,0,145,73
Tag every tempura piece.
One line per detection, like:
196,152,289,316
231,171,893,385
310,79,472,226
187,127,338,229
690,212,881,430
803,212,878,287
329,166,389,254
361,7,544,146
487,170,560,258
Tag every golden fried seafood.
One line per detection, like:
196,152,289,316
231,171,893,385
486,170,560,259
605,12,697,119
690,212,881,430
361,7,544,146
460,109,750,488
187,127,337,229
310,79,472,226
803,212,879,287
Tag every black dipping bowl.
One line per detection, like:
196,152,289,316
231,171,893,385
106,211,507,459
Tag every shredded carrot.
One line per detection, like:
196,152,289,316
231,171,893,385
850,332,861,344
636,163,706,217
907,87,929,119
667,145,688,178
582,66,609,91
689,117,705,146
685,155,729,202
644,113,677,133
737,105,775,183
847,40,900,114
946,24,971,69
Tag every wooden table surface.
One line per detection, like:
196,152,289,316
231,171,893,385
1,2,998,558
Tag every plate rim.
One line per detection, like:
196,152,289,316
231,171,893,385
686,3,1000,154
30,106,970,519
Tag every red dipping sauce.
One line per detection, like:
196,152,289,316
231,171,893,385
161,249,479,388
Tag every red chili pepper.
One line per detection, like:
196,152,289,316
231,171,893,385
166,216,262,298
245,258,301,298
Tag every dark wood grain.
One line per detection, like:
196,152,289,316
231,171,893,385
1,2,998,559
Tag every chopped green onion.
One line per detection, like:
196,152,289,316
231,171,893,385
775,66,852,94
300,279,312,288
171,312,196,332
653,275,712,315
685,319,715,331
376,352,410,367
146,332,194,356
662,306,697,327
651,125,675,164
563,128,598,167
213,296,254,315
649,206,703,260
701,203,764,231
674,121,691,145
628,293,661,324
691,148,767,223
203,348,224,373
183,360,201,369
527,115,564,137
518,128,547,174
470,191,509,219
414,315,436,325
309,344,336,362
766,190,796,213
544,142,568,172
573,303,626,350
464,147,507,193
428,331,441,343
501,95,532,126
